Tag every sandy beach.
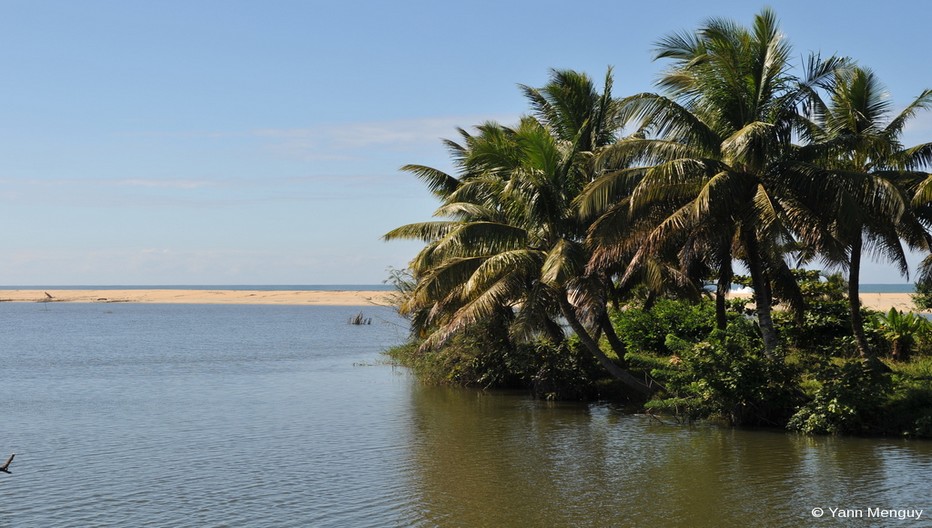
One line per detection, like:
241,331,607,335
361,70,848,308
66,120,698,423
0,289,921,312
727,291,921,313
0,289,396,306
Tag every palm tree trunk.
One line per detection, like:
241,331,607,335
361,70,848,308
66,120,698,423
848,232,871,357
544,317,566,344
643,290,657,311
557,295,652,397
743,231,779,356
715,279,729,332
716,239,734,331
598,312,628,366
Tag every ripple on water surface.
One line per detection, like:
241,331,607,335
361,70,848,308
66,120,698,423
1,303,929,527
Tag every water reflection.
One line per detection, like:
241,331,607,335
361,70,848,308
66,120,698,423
405,386,932,527
1,303,927,527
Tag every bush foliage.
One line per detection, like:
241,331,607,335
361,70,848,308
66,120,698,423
387,271,932,437
384,319,605,400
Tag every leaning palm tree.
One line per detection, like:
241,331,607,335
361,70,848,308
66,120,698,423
799,66,932,356
582,8,840,356
386,70,653,397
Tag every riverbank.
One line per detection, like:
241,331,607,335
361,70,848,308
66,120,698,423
0,289,395,306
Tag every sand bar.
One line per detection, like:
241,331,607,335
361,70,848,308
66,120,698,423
0,289,920,312
727,291,922,313
0,289,396,306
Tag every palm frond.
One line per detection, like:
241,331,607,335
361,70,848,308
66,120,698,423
400,164,460,198
462,249,544,299
429,221,529,261
899,143,932,172
576,167,643,220
721,121,775,168
433,202,500,221
630,158,712,211
541,239,586,287
431,272,531,347
383,221,458,242
884,89,932,139
619,92,720,149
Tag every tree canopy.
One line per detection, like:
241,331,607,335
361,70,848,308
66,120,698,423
385,8,932,407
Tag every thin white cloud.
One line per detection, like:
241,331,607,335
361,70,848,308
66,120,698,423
118,130,244,140
0,115,519,209
0,246,397,285
254,114,519,161
116,178,217,189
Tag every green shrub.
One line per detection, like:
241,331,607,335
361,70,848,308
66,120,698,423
769,271,885,357
788,359,890,435
876,380,932,437
519,340,604,400
384,317,517,387
872,308,932,361
912,278,932,310
642,322,800,426
384,321,604,400
611,298,717,354
871,358,932,437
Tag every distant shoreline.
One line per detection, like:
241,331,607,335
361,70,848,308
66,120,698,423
0,284,394,292
0,288,921,312
0,283,912,293
0,289,395,306
727,291,922,313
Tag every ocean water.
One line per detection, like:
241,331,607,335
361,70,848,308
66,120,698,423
1,303,929,527
860,284,915,293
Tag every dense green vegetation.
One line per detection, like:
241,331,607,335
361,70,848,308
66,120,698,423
383,9,932,436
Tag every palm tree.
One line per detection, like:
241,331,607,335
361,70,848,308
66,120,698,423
581,8,840,356
874,308,932,361
386,70,654,397
799,66,932,356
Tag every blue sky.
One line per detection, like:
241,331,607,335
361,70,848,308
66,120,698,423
1,1,929,285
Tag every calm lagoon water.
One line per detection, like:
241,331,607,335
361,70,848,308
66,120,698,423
1,303,929,527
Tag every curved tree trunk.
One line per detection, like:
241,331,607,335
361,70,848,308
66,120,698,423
643,290,657,312
599,312,628,367
715,279,729,332
848,232,871,358
715,239,734,331
743,231,779,357
557,295,652,398
774,259,805,327
544,317,566,345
